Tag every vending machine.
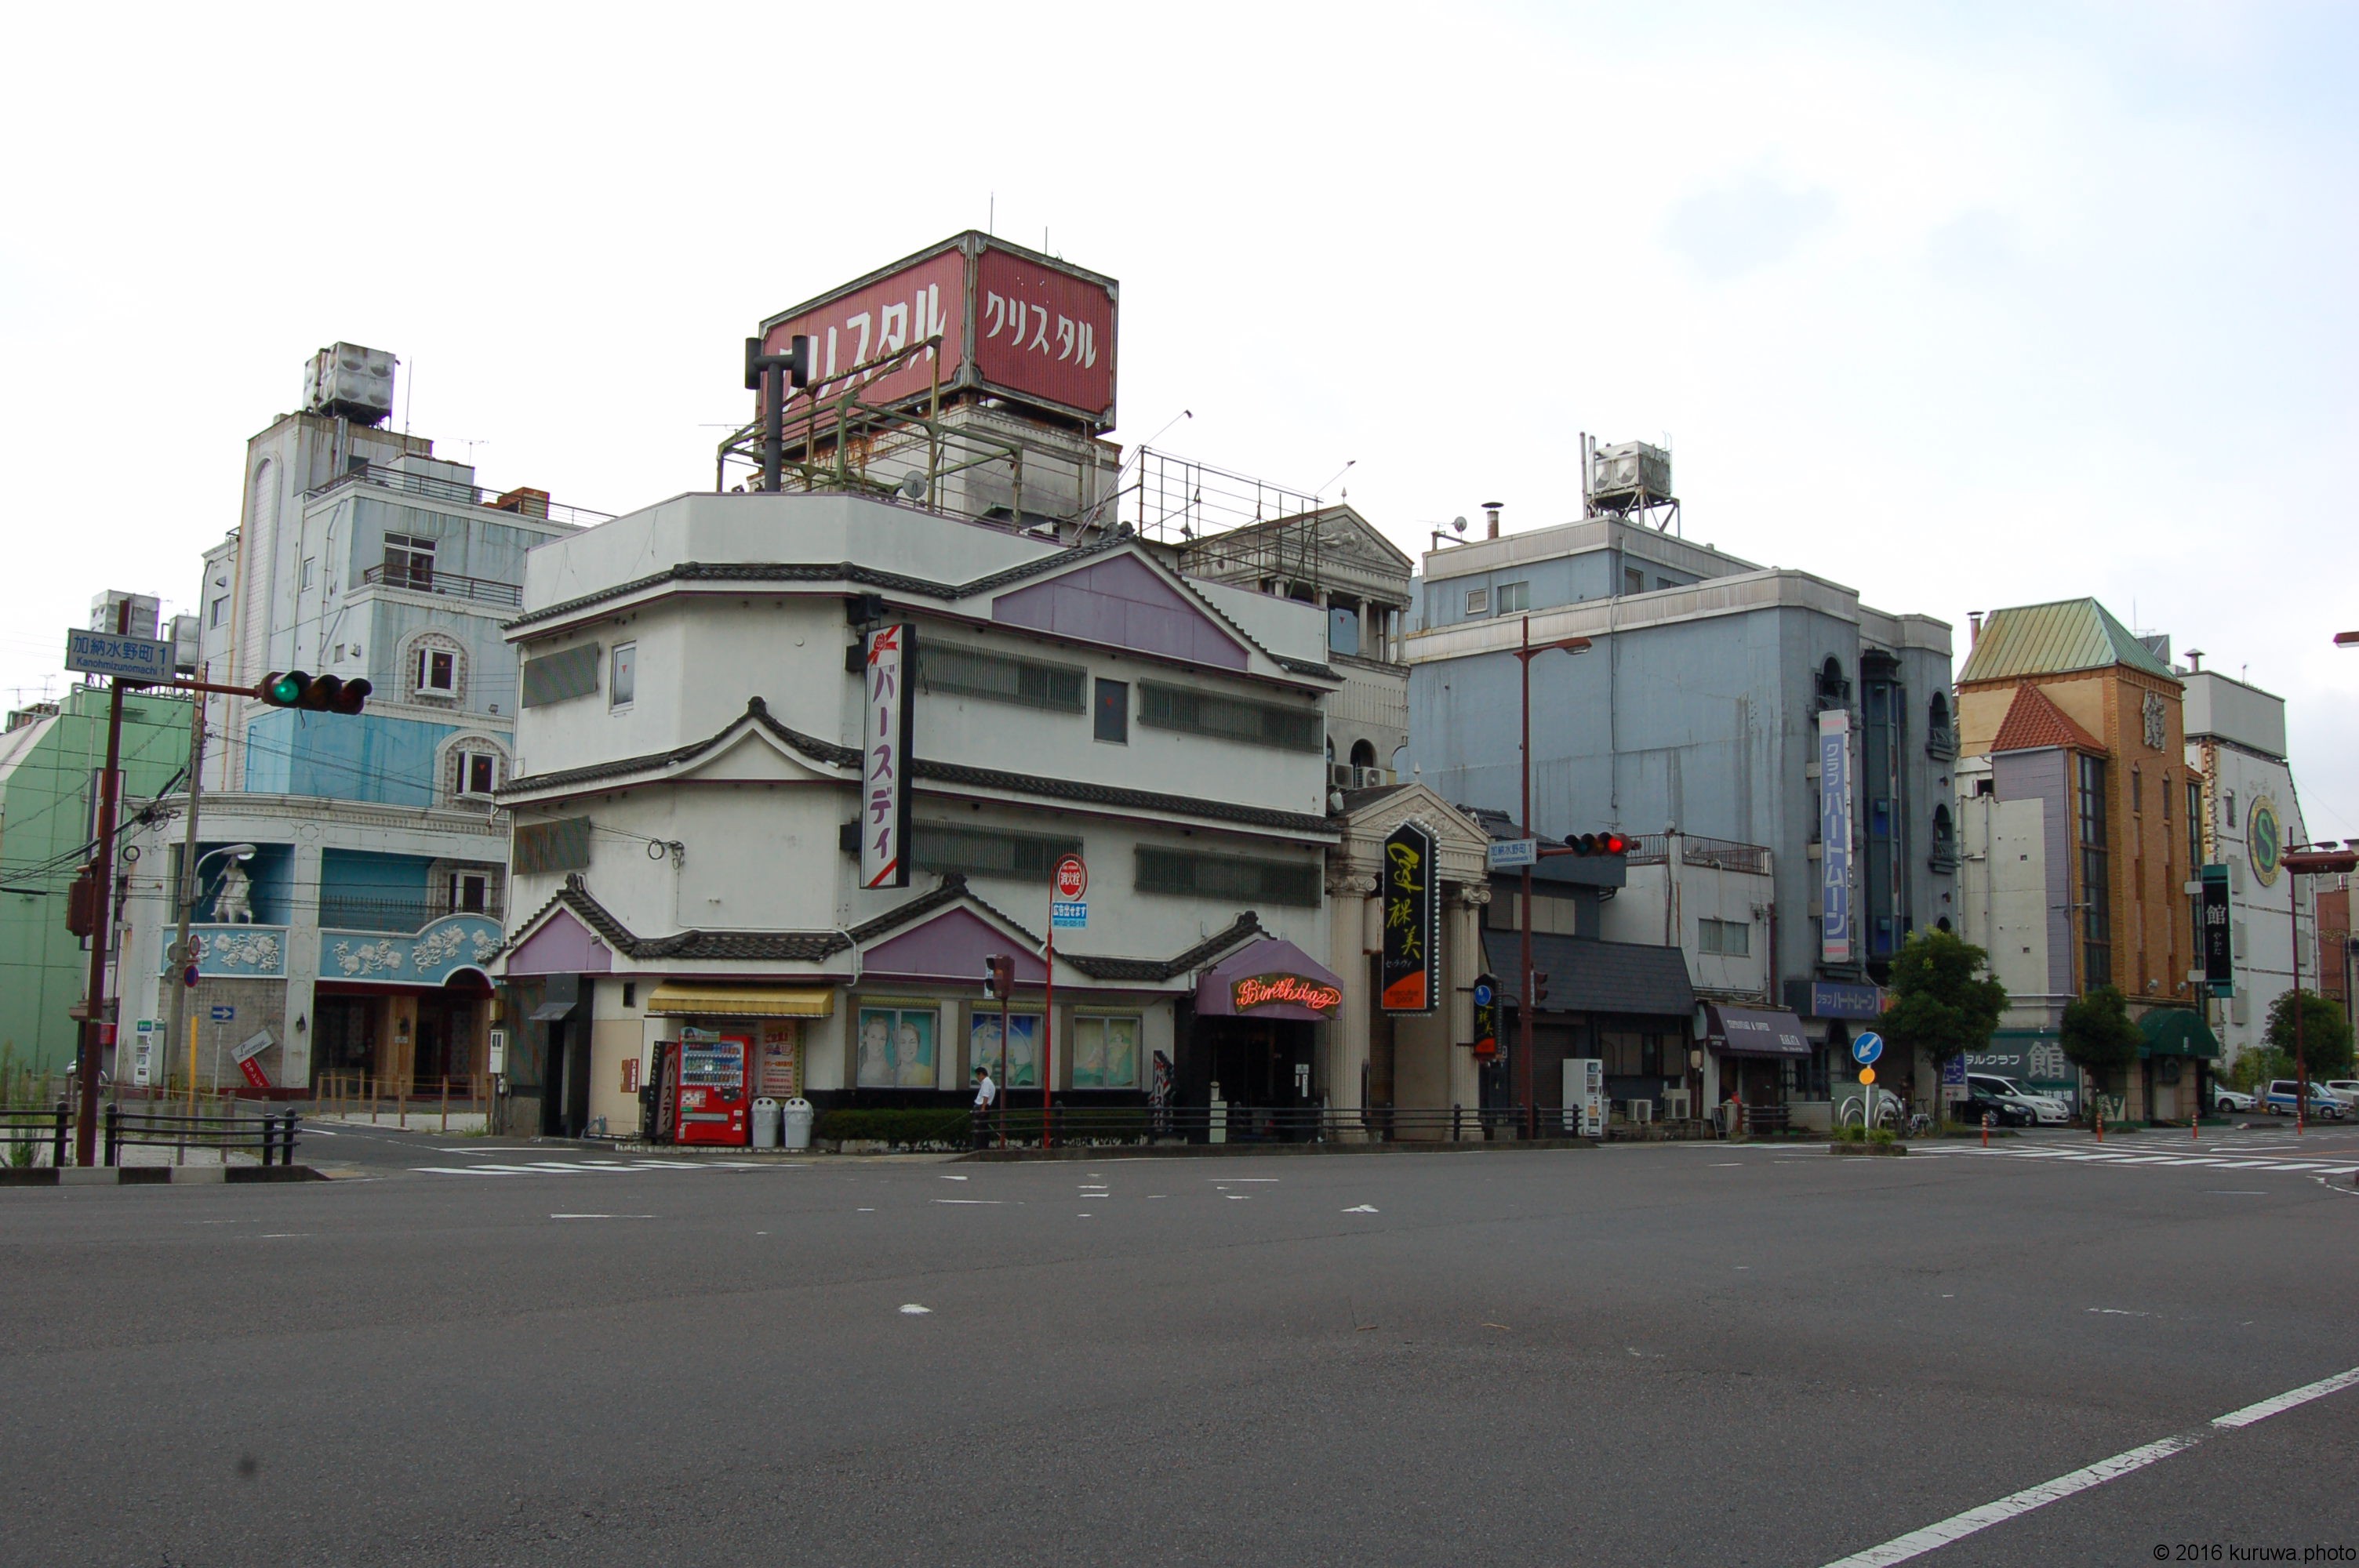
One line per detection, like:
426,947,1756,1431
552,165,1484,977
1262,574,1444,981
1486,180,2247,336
672,1029,752,1146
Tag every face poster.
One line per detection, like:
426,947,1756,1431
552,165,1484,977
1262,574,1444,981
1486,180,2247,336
969,1011,1041,1088
857,1007,938,1089
756,1021,799,1098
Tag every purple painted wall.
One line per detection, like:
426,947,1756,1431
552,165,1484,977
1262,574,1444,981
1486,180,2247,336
992,554,1249,670
864,908,1045,982
506,909,613,975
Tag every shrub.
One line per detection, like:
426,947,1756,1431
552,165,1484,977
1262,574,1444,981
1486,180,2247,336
812,1108,972,1149
1869,1127,1897,1146
1834,1124,1866,1143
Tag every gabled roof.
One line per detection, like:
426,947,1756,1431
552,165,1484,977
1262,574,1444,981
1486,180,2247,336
1059,912,1267,982
1958,599,2176,684
496,872,1034,967
1989,683,2105,755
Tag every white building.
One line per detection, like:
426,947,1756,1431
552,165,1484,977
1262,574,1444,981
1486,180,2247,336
118,344,591,1095
493,490,1346,1139
2183,662,2313,1062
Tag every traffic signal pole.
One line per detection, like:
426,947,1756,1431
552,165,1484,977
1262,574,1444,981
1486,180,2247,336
1510,618,1594,1140
74,601,131,1167
165,667,208,1110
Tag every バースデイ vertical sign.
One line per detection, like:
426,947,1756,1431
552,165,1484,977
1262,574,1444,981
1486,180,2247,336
1380,822,1440,1013
1818,710,1854,965
861,624,915,889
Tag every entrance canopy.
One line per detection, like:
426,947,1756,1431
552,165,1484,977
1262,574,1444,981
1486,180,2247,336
645,984,835,1018
1703,1004,1811,1059
1194,938,1344,1022
2137,1007,2221,1060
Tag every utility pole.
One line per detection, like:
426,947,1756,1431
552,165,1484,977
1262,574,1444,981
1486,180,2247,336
165,670,208,1109
73,601,130,1167
1511,617,1593,1138
2282,844,2359,1135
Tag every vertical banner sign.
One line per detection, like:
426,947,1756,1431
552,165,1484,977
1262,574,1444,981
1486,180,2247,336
2201,863,2234,995
1818,709,1855,965
1380,822,1440,1013
1470,975,1499,1058
861,624,915,889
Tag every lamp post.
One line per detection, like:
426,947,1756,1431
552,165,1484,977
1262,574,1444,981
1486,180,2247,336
2280,844,2358,1134
1513,616,1593,1138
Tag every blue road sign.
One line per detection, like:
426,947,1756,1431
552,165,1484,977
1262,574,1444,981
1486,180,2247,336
1852,1031,1883,1066
1051,900,1087,930
1473,981,1495,1007
209,1005,235,1023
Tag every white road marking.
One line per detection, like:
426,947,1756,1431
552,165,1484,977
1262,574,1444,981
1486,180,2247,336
1818,1363,2359,1566
898,1304,930,1315
1227,1194,1251,1200
551,1213,654,1220
932,1199,1001,1205
1343,1204,1379,1213
940,1174,969,1181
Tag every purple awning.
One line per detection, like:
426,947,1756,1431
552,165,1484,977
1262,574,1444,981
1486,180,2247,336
1194,938,1345,1022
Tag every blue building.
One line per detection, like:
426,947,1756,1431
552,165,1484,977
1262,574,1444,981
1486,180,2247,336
119,344,599,1095
1401,512,1956,1114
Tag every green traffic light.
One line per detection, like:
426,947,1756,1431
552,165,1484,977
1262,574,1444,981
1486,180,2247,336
268,673,305,705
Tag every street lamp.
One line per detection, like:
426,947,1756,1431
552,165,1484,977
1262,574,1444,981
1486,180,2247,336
2280,843,2357,1134
1514,616,1593,1138
165,842,256,1110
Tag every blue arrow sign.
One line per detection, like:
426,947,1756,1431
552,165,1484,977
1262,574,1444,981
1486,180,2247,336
1851,1031,1883,1066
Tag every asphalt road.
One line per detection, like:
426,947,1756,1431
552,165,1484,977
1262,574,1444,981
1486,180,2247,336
2,1126,2355,1567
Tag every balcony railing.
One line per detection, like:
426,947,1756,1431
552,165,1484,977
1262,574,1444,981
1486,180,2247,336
316,894,505,932
305,462,613,529
359,562,522,608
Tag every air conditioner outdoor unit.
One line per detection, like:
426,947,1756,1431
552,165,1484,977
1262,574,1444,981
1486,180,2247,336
1664,1090,1691,1120
1353,766,1394,789
1623,1098,1654,1124
1329,764,1356,789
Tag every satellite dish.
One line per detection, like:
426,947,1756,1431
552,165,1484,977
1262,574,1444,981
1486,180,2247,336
1452,516,1467,535
895,472,928,502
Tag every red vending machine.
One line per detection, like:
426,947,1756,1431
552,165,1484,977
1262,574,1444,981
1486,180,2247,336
672,1029,752,1146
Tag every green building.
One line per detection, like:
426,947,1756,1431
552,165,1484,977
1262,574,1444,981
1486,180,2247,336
0,685,193,1074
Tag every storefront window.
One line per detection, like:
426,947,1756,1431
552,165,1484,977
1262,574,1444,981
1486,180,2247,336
969,1010,1041,1088
857,1006,939,1088
1071,1015,1140,1089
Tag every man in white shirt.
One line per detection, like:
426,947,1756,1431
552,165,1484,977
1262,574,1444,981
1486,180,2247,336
971,1065,997,1149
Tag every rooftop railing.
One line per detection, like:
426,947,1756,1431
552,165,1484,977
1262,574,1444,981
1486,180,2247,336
358,562,522,608
305,463,613,530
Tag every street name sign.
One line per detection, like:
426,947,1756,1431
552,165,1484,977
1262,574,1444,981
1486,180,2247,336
1486,838,1537,871
64,629,173,682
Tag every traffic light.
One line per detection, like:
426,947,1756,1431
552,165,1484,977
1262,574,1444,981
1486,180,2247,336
258,671,371,714
983,953,1014,1001
1532,970,1550,1006
1566,831,1630,857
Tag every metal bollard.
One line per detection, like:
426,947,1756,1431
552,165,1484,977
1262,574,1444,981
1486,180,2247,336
104,1102,121,1167
52,1098,70,1168
1982,1111,1991,1149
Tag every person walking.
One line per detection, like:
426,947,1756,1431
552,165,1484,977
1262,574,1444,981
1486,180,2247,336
972,1064,998,1150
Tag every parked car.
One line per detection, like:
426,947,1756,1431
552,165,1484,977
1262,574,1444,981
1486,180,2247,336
2212,1085,2257,1114
2261,1080,2350,1120
1967,1073,2071,1125
1957,1091,2036,1128
2323,1080,2359,1105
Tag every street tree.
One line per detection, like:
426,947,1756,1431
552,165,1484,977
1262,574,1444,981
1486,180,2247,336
2262,989,2355,1080
2060,985,2142,1113
1875,929,2008,1093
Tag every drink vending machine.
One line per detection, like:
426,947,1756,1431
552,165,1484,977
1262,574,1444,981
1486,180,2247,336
672,1028,752,1145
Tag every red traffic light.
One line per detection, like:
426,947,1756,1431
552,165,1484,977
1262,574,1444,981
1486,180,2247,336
1566,832,1630,857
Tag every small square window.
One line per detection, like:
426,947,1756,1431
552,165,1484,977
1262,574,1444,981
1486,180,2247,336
209,597,227,628
460,750,497,797
1623,568,1645,596
1094,678,1129,743
1464,588,1489,616
610,643,636,708
447,871,490,913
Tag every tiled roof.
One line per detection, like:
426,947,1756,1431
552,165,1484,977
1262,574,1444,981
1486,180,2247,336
499,697,856,797
1988,683,2105,755
500,872,1035,965
1060,913,1266,981
1957,598,2176,684
1480,930,1696,1019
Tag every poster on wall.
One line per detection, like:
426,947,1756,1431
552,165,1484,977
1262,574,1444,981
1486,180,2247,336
1380,821,1441,1013
1818,709,1855,965
857,1006,937,1088
969,1011,1041,1088
860,624,916,890
1071,1015,1139,1089
756,1021,801,1098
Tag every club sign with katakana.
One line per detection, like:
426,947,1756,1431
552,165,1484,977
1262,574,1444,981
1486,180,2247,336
1379,821,1441,1014
860,623,916,890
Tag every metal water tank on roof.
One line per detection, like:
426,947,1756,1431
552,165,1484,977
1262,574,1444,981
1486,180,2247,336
304,343,398,426
1589,441,1672,507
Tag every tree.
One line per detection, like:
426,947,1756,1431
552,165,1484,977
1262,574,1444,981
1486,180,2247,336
2263,989,2356,1080
1876,929,2008,1073
2060,986,2142,1102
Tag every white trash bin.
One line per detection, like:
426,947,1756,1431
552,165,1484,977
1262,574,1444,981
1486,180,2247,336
781,1097,815,1152
752,1097,783,1149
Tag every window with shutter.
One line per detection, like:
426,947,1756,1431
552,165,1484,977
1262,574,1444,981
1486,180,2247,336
513,815,592,873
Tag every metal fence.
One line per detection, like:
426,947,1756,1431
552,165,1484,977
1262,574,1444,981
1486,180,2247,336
1,1102,300,1167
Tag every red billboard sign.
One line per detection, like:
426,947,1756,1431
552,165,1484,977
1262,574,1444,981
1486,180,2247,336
759,233,1118,430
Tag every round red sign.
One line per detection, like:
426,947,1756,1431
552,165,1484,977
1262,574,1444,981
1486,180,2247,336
1054,855,1089,900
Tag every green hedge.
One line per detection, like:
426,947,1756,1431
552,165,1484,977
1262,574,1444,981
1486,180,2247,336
812,1108,973,1148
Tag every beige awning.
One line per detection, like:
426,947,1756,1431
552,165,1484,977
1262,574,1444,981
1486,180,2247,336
645,985,835,1019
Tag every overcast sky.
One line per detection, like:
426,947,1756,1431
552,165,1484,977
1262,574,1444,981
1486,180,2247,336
5,2,2353,828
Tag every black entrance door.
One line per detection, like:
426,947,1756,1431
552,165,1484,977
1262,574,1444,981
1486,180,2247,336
540,1022,591,1138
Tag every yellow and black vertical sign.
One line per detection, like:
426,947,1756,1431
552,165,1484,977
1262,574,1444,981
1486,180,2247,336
1380,821,1440,1013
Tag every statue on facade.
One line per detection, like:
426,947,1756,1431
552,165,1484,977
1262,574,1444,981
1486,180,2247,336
210,862,255,924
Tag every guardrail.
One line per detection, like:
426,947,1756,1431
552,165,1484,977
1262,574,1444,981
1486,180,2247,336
2,1101,300,1167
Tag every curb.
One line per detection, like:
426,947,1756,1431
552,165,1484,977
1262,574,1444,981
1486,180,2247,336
1826,1142,1911,1157
955,1137,1601,1163
0,1166,325,1188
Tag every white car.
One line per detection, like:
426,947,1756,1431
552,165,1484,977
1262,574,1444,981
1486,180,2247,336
2212,1085,2257,1114
2324,1080,2359,1105
1967,1073,2072,1126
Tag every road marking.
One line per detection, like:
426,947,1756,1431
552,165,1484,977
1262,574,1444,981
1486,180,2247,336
932,1198,1002,1205
2207,1190,2266,1195
899,1304,930,1315
1343,1204,1379,1213
1818,1363,2359,1566
940,1174,969,1181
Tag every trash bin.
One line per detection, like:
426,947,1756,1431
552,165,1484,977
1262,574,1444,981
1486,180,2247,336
752,1097,783,1149
781,1097,815,1151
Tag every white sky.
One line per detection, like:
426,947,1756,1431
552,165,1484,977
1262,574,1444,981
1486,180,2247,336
4,2,2353,829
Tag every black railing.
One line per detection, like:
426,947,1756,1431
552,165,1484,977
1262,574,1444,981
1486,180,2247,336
1,1102,71,1169
2,1102,300,1167
358,562,523,608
